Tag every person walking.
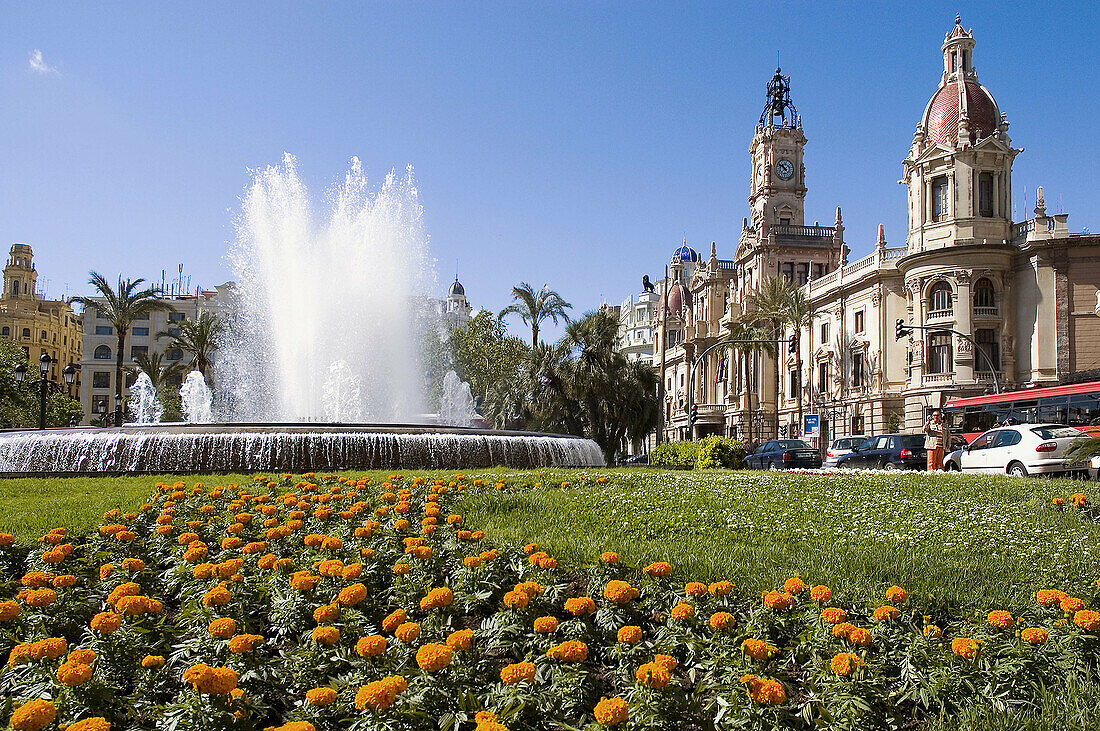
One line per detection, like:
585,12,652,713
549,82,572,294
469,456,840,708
924,408,948,471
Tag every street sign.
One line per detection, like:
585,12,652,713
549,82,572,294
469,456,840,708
804,413,820,438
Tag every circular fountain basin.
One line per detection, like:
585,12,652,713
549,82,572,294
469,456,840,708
0,424,605,475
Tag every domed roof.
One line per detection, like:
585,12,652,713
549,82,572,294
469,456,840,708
448,278,465,297
923,81,999,146
673,244,699,263
660,281,691,317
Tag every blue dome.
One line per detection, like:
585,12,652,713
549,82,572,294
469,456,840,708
673,244,699,263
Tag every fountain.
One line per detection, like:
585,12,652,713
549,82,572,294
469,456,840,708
0,157,604,473
180,371,214,424
439,371,480,427
127,373,163,425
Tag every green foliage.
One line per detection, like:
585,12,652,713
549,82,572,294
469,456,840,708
499,282,572,348
695,436,746,469
886,411,904,434
0,338,83,428
650,441,699,469
449,310,529,420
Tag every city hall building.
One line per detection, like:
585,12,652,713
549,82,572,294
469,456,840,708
656,16,1100,446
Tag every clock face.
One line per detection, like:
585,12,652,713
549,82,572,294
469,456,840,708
776,159,795,180
755,164,763,183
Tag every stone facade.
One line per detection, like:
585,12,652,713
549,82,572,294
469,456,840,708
656,16,1100,447
0,244,83,399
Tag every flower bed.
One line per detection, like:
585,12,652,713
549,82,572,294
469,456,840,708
0,473,1098,730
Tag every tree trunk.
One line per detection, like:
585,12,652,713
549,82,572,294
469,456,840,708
796,346,804,438
771,320,780,439
115,333,126,426
743,351,753,446
532,324,539,349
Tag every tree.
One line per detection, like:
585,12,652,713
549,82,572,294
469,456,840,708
725,319,773,447
158,311,222,381
130,351,185,395
72,273,174,425
499,283,573,349
450,310,529,412
782,286,819,436
745,276,790,439
0,338,83,428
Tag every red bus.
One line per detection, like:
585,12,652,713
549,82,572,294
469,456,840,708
943,381,1100,442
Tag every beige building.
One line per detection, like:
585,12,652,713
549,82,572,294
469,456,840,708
79,283,233,424
657,16,1100,446
0,244,83,398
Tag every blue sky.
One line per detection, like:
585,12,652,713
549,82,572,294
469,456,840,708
2,1,1098,341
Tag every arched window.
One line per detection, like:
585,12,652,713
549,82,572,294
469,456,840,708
929,282,953,314
94,345,112,360
0,327,8,337
973,278,996,309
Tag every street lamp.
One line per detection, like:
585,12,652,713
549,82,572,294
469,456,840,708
114,393,123,427
62,364,76,387
37,353,52,430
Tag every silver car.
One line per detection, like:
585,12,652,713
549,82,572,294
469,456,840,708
824,435,869,467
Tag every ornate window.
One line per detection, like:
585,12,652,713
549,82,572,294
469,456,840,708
978,173,994,217
973,278,995,309
929,282,953,314
817,362,829,393
93,345,112,360
852,353,864,388
927,333,953,374
932,176,949,222
976,329,999,372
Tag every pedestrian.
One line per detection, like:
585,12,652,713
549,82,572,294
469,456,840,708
924,408,948,471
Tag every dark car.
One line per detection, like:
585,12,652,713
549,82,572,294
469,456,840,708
745,439,822,470
834,434,927,470
616,454,649,466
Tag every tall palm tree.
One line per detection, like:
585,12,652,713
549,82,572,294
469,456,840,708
782,286,819,436
73,273,174,425
499,283,573,348
158,311,223,380
745,276,791,439
726,318,773,447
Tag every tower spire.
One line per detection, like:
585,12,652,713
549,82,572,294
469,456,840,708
759,63,797,127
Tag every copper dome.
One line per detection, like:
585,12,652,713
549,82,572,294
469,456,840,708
923,81,999,146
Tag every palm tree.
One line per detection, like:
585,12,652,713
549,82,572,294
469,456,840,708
726,319,773,447
128,351,185,396
158,311,223,380
782,286,819,436
745,276,791,438
499,283,573,348
73,273,174,425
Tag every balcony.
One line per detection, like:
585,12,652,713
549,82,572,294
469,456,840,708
973,307,999,319
922,373,954,387
926,308,953,321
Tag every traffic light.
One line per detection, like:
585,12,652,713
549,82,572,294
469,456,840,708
689,404,698,425
895,318,911,341
788,331,798,351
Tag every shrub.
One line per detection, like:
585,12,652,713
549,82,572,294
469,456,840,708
650,440,699,469
695,436,746,469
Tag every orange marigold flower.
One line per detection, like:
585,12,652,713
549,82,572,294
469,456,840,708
90,611,122,634
313,603,340,624
500,661,536,684
184,663,239,694
635,661,670,688
1062,596,1085,613
1021,627,1049,644
534,616,559,633
709,611,735,630
1074,609,1100,631
289,572,318,591
356,635,387,657
642,562,672,578
203,585,231,607
763,591,793,611
617,625,642,644
822,607,848,624
446,629,474,651
547,640,588,662
0,600,21,621
874,605,899,622
601,551,619,563
419,587,455,611
830,652,865,676
67,718,111,731
951,637,981,659
832,622,855,639
9,699,57,731
847,627,872,646
564,596,596,616
742,638,778,661
685,581,708,597
312,626,340,645
671,601,695,620
593,697,629,726
783,577,807,595
392,563,410,575
653,654,677,671
228,634,264,653
209,617,237,638
885,585,908,604
503,590,529,610
415,642,453,672
26,588,57,607
810,585,832,602
141,655,165,668
305,687,337,706
739,675,786,705
1037,589,1067,605
68,648,96,665
381,608,407,633
988,610,1014,630
395,622,421,643
353,675,406,710
603,580,640,604
709,580,734,597
924,624,943,639
56,661,93,686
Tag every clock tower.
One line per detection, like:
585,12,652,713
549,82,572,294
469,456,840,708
748,66,807,231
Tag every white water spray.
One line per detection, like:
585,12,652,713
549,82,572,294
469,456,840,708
180,371,214,424
127,373,163,425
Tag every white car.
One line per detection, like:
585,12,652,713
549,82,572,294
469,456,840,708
824,435,869,467
949,424,1088,478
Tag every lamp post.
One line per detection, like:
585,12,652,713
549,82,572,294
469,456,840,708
14,354,55,430
115,393,123,427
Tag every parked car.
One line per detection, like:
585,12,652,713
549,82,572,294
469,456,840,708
745,439,822,470
945,424,1088,478
834,434,927,470
616,454,649,466
824,435,870,467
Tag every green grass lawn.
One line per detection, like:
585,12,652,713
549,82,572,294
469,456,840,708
452,468,1100,612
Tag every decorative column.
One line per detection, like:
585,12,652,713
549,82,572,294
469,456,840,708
954,270,974,384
